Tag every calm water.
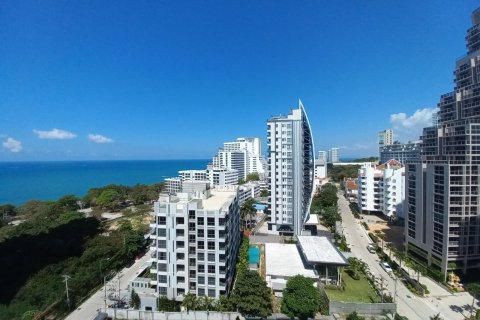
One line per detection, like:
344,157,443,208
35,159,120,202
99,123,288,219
0,160,209,205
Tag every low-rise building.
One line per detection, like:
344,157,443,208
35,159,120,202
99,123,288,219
344,178,358,202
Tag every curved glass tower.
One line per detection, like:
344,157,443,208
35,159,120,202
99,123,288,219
267,100,315,236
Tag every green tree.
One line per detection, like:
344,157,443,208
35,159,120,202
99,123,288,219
197,295,215,311
246,172,260,182
281,275,320,320
240,198,256,229
260,189,268,197
232,270,272,317
429,313,443,320
158,296,180,311
57,195,80,211
96,189,122,211
182,293,198,311
346,311,365,320
215,295,235,312
130,289,141,309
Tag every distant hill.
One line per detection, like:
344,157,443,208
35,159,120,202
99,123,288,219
344,156,378,162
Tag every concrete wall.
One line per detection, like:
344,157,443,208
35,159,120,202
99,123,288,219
105,309,242,320
329,301,396,316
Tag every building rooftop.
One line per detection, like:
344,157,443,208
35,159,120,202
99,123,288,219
297,236,349,266
201,188,237,211
265,243,317,278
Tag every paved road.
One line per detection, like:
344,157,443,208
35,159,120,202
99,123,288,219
338,192,471,320
65,252,152,320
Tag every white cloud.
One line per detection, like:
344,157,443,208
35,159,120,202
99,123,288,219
88,133,114,144
390,107,438,140
33,128,77,139
3,137,23,152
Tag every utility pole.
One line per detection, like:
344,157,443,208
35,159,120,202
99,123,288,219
63,275,71,310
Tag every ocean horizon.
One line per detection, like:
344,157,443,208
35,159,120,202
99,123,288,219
0,159,210,206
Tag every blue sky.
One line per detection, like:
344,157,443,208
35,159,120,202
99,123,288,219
1,1,478,161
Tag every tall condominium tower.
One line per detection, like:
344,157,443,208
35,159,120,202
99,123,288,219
405,8,480,278
378,129,394,157
327,148,339,163
150,184,240,301
267,100,315,235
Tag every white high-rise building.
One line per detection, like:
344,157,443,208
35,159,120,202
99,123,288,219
357,159,405,219
150,184,240,301
212,138,266,179
327,148,339,163
378,129,394,157
267,100,315,235
317,151,327,162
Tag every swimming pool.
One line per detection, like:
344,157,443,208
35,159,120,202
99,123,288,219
249,246,260,264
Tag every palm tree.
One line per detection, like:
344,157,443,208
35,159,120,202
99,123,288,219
240,199,256,230
386,243,396,260
395,251,407,270
182,293,198,312
429,313,443,320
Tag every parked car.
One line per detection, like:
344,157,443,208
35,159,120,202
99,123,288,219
367,244,376,253
381,262,393,273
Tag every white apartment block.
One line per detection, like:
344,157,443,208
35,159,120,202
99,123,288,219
165,177,182,195
150,184,240,301
238,182,261,204
378,129,394,157
208,167,239,186
267,101,315,235
212,137,266,179
357,160,405,219
317,151,327,162
179,170,209,181
328,148,339,163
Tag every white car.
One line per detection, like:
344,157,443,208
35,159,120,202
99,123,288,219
381,262,393,273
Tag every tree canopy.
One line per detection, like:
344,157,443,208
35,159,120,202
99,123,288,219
232,270,272,317
281,275,320,320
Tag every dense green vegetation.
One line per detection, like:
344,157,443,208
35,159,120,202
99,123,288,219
238,172,261,185
232,270,272,317
327,164,360,182
0,183,161,320
310,183,341,231
236,235,249,274
281,275,321,319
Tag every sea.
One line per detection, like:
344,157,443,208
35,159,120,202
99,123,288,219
0,160,209,206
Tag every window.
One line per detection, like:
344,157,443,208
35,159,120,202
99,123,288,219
207,218,215,226
198,252,204,261
197,217,204,225
207,229,215,238
189,234,195,243
198,276,205,284
159,275,167,283
159,286,167,295
208,277,215,285
208,289,215,297
158,252,167,260
158,263,167,272
197,229,204,237
157,217,166,225
157,228,166,237
208,265,215,273
197,241,204,249
177,265,185,272
208,253,215,262
189,210,195,219
198,288,205,296
208,241,215,250
157,240,166,249
198,265,205,273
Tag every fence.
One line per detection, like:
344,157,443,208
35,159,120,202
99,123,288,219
329,301,396,316
104,309,242,320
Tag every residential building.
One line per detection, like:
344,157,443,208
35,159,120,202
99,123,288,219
237,182,261,204
317,151,327,162
405,8,480,278
378,129,394,157
179,170,209,181
208,167,239,186
314,160,327,190
357,160,405,219
379,141,421,164
344,178,358,202
267,100,315,235
211,137,266,179
327,148,339,164
149,184,240,301
165,177,182,195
